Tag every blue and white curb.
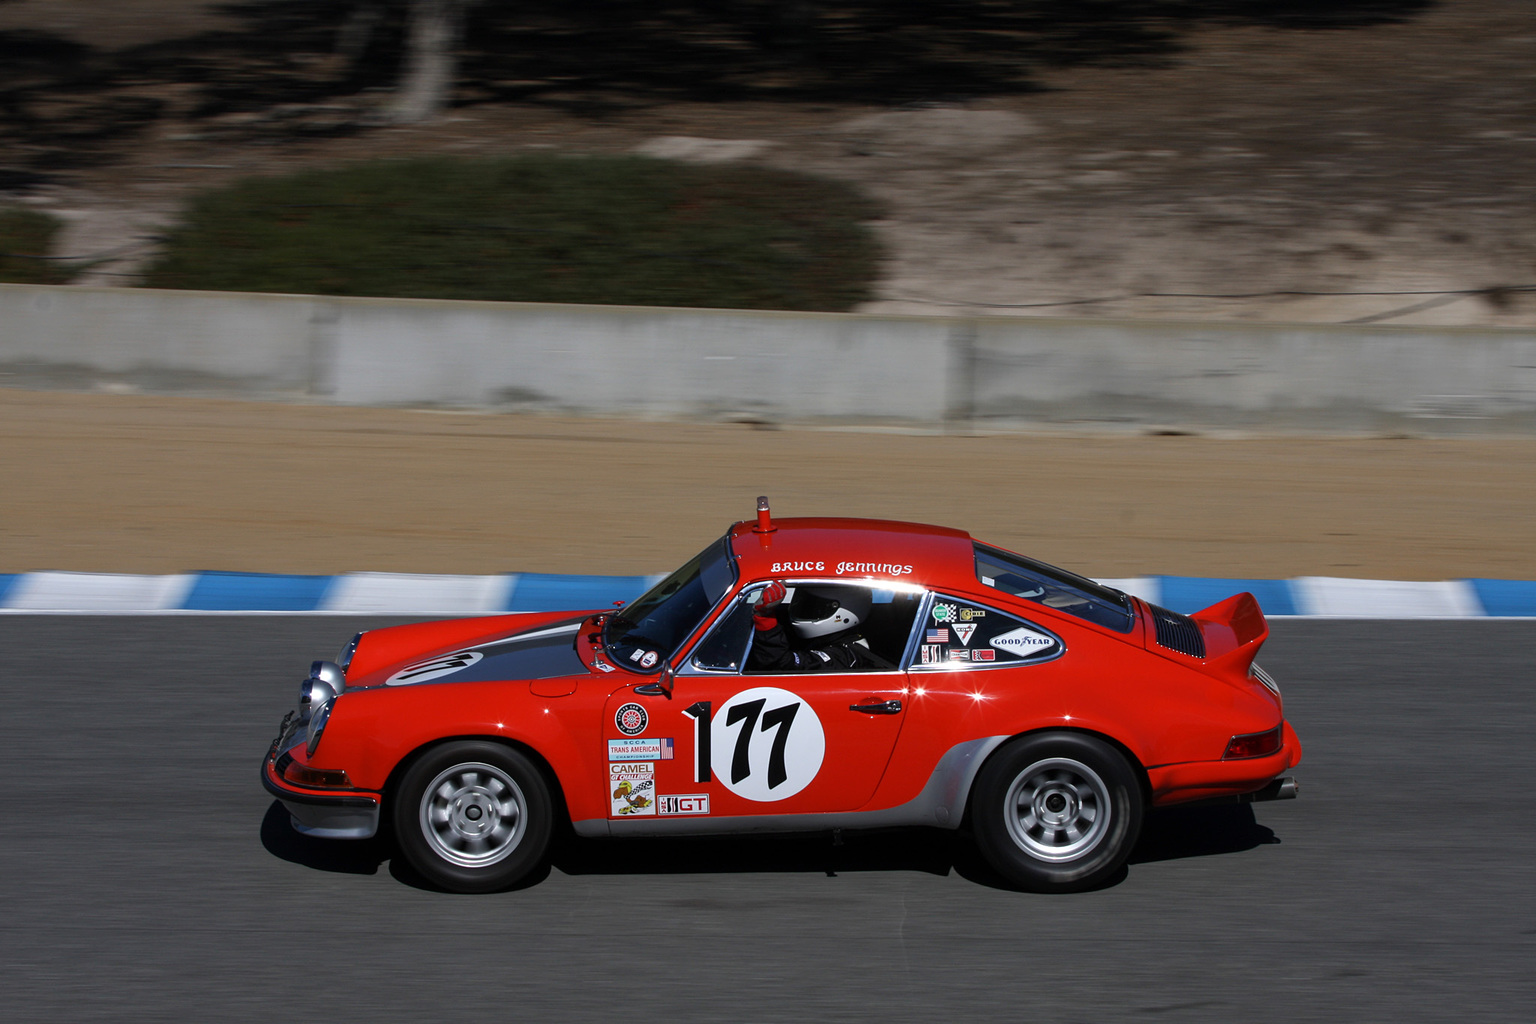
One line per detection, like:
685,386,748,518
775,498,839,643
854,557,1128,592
1100,576,1532,618
0,571,1534,617
0,571,669,615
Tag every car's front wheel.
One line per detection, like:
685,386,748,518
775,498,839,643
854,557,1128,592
393,741,554,893
970,732,1143,892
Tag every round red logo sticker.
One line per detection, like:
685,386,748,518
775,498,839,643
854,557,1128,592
615,702,648,736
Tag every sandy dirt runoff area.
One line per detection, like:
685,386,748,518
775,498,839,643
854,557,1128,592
3,389,1532,580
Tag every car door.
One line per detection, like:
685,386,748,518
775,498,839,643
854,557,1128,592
603,581,922,821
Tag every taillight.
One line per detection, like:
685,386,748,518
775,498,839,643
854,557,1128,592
1223,725,1282,760
282,762,352,788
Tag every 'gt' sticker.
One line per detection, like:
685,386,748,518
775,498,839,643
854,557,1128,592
711,687,824,802
659,794,709,815
386,650,483,686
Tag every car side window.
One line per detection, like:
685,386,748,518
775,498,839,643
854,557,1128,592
974,543,1134,633
793,585,921,671
689,583,922,674
912,595,1063,669
688,591,759,673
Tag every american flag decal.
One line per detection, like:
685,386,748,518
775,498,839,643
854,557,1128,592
925,628,949,643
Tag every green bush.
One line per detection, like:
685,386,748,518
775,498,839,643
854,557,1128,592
0,207,74,285
142,155,884,311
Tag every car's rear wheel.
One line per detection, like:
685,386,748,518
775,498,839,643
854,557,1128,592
393,741,553,893
971,732,1143,892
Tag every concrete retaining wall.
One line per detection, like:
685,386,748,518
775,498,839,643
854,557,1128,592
4,283,1535,434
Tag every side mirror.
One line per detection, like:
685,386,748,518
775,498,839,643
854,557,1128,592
635,661,675,699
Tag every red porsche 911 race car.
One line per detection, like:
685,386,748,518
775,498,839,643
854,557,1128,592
263,501,1300,893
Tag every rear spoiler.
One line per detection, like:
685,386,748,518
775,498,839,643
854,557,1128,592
1190,592,1268,676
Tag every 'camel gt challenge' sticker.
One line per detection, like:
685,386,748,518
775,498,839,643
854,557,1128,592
709,686,825,802
610,763,655,816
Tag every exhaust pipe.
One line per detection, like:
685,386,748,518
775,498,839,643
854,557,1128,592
1243,776,1298,802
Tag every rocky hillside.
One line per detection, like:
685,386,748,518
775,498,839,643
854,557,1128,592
2,0,1531,326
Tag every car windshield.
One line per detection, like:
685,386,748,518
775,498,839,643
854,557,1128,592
605,536,738,671
974,543,1135,633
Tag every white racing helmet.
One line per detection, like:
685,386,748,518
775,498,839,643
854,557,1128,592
787,585,871,640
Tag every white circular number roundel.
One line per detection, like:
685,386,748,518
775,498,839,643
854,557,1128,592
711,687,825,802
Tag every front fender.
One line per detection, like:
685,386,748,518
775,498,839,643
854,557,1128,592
307,675,613,823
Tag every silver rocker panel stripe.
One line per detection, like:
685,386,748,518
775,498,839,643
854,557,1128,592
572,735,1009,838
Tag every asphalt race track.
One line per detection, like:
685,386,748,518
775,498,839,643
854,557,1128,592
1,617,1532,1023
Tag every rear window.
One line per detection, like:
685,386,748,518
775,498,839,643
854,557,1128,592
974,543,1135,633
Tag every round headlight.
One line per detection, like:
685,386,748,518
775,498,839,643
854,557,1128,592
299,660,346,713
311,660,346,694
299,675,337,714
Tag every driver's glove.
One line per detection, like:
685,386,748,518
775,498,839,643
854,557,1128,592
753,580,786,630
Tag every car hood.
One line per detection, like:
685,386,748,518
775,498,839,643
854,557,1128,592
352,615,589,689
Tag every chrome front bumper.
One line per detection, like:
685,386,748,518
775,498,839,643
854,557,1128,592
262,735,380,840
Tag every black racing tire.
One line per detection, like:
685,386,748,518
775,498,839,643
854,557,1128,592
392,741,554,893
970,731,1144,893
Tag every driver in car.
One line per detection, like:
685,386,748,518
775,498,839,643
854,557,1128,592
746,581,890,671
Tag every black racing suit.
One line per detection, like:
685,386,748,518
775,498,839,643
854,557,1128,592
746,618,887,672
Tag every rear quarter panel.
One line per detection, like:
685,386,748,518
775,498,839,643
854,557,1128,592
868,601,1282,810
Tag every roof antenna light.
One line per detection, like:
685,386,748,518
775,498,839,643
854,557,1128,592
753,495,777,534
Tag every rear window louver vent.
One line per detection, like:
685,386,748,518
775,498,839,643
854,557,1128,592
1149,605,1206,659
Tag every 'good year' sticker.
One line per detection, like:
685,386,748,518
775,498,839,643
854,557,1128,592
990,626,1058,658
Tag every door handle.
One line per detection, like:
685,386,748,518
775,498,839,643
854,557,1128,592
849,699,902,715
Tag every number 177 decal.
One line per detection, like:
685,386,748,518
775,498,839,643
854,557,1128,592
683,687,825,802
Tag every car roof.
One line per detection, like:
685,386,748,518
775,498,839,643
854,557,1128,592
727,517,977,589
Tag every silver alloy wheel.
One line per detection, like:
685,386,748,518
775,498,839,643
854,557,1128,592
419,761,527,868
1003,756,1112,862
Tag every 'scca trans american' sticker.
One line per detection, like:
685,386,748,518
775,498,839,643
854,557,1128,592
607,737,674,762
